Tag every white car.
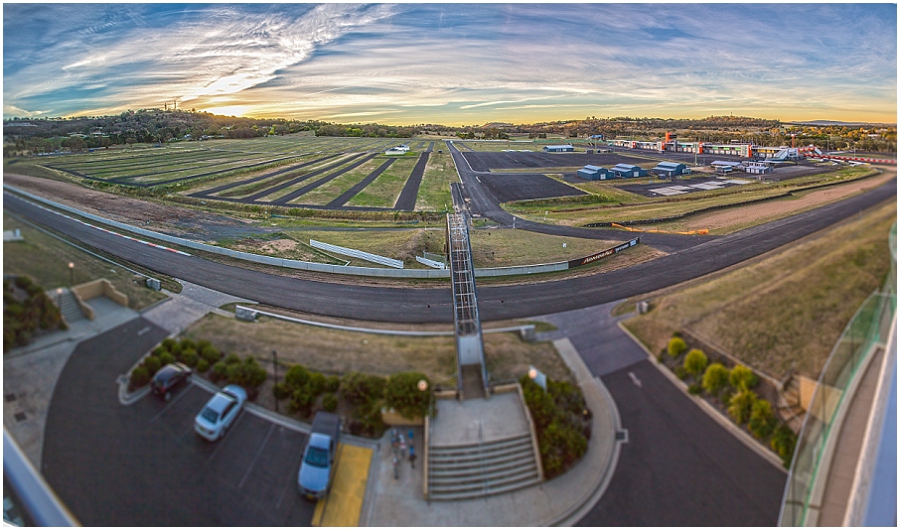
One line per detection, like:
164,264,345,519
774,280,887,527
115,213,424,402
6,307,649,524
194,385,247,442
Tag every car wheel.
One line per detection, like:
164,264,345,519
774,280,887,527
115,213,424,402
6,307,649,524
164,390,172,402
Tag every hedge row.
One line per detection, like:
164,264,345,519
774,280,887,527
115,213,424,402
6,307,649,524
129,337,232,391
519,375,590,480
272,365,431,438
4,276,66,351
665,337,796,467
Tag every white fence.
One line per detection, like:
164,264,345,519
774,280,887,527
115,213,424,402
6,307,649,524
310,239,404,269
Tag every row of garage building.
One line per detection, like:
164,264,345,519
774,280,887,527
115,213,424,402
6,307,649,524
577,161,691,180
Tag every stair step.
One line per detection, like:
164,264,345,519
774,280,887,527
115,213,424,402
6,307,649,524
429,473,541,500
430,434,532,454
429,452,536,476
430,460,537,484
429,444,534,465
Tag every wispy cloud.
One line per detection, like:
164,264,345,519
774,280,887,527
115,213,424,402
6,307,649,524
3,4,896,124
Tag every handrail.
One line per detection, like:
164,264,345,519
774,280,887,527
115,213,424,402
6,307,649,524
3,428,79,526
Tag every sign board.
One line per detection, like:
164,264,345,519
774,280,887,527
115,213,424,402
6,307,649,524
567,237,640,268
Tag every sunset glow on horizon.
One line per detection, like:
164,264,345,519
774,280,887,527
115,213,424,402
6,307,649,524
4,4,897,125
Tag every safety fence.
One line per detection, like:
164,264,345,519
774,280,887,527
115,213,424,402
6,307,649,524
779,224,896,526
309,239,404,269
4,185,640,279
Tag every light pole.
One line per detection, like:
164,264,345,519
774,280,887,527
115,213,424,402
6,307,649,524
272,350,279,413
68,262,74,287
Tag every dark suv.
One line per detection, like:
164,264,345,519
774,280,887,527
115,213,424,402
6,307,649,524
151,362,192,401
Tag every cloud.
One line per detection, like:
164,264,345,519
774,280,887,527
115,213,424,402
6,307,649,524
3,4,896,123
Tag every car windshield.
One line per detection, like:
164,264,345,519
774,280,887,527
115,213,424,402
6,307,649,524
304,446,328,468
200,407,219,423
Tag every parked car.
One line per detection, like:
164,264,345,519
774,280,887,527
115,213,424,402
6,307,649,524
150,362,192,401
194,385,247,442
298,412,342,500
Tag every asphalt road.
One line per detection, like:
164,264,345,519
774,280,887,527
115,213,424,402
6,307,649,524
4,173,895,324
579,360,787,526
41,317,315,526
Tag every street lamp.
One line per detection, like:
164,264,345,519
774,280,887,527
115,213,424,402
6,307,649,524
56,288,62,308
68,262,74,287
272,350,279,413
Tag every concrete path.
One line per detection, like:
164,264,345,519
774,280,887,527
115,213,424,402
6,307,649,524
361,338,622,526
3,297,139,467
140,279,255,334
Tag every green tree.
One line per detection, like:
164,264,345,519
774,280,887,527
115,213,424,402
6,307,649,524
727,389,757,424
729,365,759,391
667,337,687,358
702,363,729,395
683,349,708,377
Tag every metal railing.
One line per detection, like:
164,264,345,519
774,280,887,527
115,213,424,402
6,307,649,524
309,239,404,269
779,224,897,526
3,429,78,526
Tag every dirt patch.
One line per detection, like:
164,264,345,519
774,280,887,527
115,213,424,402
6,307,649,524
683,168,896,232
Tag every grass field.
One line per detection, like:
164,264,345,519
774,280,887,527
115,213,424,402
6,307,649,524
183,313,569,384
347,157,419,208
3,212,169,309
298,158,386,206
415,150,457,211
621,199,896,379
506,166,878,226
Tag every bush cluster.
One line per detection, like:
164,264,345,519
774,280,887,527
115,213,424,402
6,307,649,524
4,277,66,351
129,337,226,391
667,337,687,358
384,372,431,420
520,376,590,480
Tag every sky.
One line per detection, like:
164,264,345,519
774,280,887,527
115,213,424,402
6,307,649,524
3,3,897,125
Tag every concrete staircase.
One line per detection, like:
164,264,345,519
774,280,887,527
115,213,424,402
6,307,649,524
428,432,541,501
55,289,87,324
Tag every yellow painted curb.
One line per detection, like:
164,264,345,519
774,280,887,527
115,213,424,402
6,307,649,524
312,443,373,527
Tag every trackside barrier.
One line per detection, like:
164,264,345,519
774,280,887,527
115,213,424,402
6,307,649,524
3,185,641,279
416,255,447,269
309,239,404,269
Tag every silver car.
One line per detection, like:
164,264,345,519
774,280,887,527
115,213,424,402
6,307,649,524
194,385,247,442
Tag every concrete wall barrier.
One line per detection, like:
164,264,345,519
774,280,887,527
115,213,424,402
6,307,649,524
5,185,635,280
72,278,129,307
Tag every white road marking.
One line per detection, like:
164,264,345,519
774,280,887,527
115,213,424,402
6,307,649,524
628,372,642,388
137,326,152,336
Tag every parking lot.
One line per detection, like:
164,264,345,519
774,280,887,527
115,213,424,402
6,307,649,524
41,318,316,526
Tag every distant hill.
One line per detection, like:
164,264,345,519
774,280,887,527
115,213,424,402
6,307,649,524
788,120,897,127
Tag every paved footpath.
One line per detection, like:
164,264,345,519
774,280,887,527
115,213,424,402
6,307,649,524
361,337,623,526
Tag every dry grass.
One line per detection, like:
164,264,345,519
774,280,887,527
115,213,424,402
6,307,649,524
622,199,896,379
182,313,568,384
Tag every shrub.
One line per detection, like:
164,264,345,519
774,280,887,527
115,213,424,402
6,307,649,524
289,387,316,416
196,359,210,373
322,393,338,412
548,380,587,418
130,366,150,390
179,338,195,352
142,355,161,375
152,345,167,357
161,338,177,351
180,348,199,368
520,376,557,429
749,399,776,440
771,424,798,468
340,372,386,406
729,365,759,391
307,372,327,398
384,372,431,419
688,383,703,395
227,357,267,388
683,349,708,377
273,383,291,400
674,366,689,380
159,351,175,366
211,361,229,381
284,365,311,391
325,375,340,394
195,339,213,352
727,389,757,425
702,363,730,395
667,337,687,358
350,399,385,437
200,345,221,364
224,352,241,365
539,419,588,479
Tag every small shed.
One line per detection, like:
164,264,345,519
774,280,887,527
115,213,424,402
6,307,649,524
577,165,612,181
652,161,688,178
543,144,574,153
610,163,647,178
